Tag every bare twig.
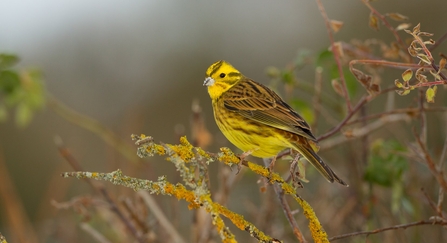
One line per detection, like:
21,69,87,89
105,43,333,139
421,188,445,218
48,95,138,163
311,67,323,132
315,0,352,111
55,137,147,243
413,130,447,191
429,30,447,52
346,107,447,126
138,191,187,243
80,223,112,243
362,0,408,56
0,150,39,243
320,114,410,150
263,158,306,243
329,219,447,241
317,96,368,142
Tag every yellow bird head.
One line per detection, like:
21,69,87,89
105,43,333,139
203,60,242,100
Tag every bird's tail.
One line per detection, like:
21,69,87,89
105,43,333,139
292,141,348,186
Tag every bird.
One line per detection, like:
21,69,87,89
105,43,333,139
203,60,347,186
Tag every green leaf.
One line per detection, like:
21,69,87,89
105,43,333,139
364,139,408,187
0,54,20,70
0,70,20,94
402,69,413,82
281,70,294,84
315,49,334,68
426,86,436,103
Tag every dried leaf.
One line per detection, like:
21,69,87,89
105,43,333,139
331,79,344,96
419,32,434,37
396,89,410,96
413,23,421,34
416,74,428,83
369,84,381,94
386,13,409,21
330,19,344,33
429,69,441,81
343,129,354,138
369,12,379,31
417,54,431,65
424,39,435,45
425,86,437,103
396,23,411,31
407,47,418,57
439,58,446,73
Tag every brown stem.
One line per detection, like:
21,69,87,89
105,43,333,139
263,158,306,243
316,0,352,111
329,219,447,241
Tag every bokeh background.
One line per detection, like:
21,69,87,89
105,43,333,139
1,0,447,242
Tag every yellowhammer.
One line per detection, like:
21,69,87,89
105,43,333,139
203,60,347,186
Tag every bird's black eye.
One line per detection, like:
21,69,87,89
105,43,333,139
219,73,226,78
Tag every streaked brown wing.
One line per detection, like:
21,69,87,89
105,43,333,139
221,78,317,141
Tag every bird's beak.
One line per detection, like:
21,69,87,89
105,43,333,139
203,77,215,87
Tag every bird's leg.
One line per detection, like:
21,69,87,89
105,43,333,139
235,149,256,174
268,155,278,171
289,152,304,188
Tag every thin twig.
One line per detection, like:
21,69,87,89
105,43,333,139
329,219,447,241
55,137,147,243
311,67,323,132
413,130,447,191
315,0,352,111
263,158,306,243
346,107,447,126
80,223,112,243
421,188,445,218
317,96,368,142
320,114,409,150
138,191,187,243
48,95,138,163
429,30,447,52
362,0,409,57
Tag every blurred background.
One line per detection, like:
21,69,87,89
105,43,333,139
1,0,447,242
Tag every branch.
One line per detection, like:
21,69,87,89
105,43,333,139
263,159,306,243
317,96,368,142
315,0,352,111
329,219,447,241
413,130,447,191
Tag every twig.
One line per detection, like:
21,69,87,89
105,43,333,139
317,96,368,142
329,219,447,241
138,191,187,243
55,137,147,243
263,158,306,243
80,223,112,243
421,188,445,218
311,67,323,132
315,0,352,111
0,150,39,243
48,95,138,163
362,0,408,56
429,30,447,52
413,130,447,191
320,113,409,150
346,107,447,126
418,89,427,144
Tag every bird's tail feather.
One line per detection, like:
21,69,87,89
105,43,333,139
293,143,348,186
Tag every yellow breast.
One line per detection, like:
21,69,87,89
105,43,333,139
212,100,290,158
